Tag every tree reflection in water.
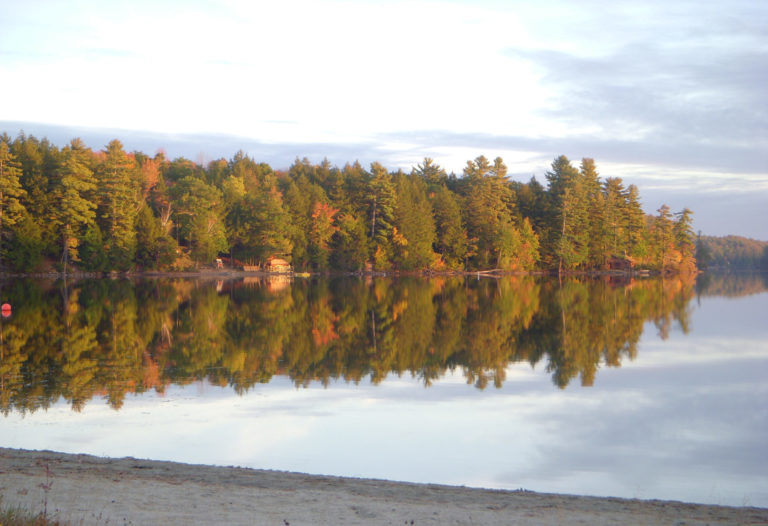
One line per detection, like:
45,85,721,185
1,272,756,414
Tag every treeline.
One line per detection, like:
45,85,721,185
0,132,696,273
0,275,698,414
696,235,768,270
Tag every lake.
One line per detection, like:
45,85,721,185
1,273,766,507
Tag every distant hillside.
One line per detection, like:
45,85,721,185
697,235,768,270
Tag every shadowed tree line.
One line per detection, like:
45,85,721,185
695,234,768,271
1,132,696,274
0,274,712,414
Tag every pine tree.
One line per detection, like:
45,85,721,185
368,163,396,269
545,156,589,272
581,158,608,268
54,139,97,273
393,174,436,270
96,140,140,270
431,185,468,269
0,141,27,266
170,176,228,264
623,184,646,260
673,208,696,273
653,204,675,271
12,134,59,249
413,157,447,190
331,212,368,271
602,177,626,256
241,173,293,264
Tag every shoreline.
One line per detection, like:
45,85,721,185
0,267,663,280
1,448,765,525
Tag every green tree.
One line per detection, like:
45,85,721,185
54,139,97,273
545,155,589,272
393,174,436,270
134,205,177,269
0,141,27,266
12,133,60,251
673,208,696,273
331,211,368,271
5,212,44,271
413,157,447,190
79,223,109,271
580,158,608,267
652,204,675,271
602,177,626,256
96,140,140,270
623,184,647,260
368,163,396,269
463,156,529,270
431,185,468,269
250,177,293,264
171,176,228,264
282,180,311,268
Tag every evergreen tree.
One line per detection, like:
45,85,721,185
368,162,396,269
623,184,646,260
240,173,293,264
602,177,626,256
134,205,177,269
652,204,675,271
463,157,521,269
0,142,27,266
5,212,44,271
79,223,108,271
170,176,228,264
393,174,436,270
431,185,468,269
673,208,696,273
545,156,589,272
413,157,447,190
331,212,368,271
96,140,140,270
283,179,311,268
12,134,59,250
513,176,549,237
54,139,97,273
580,158,608,267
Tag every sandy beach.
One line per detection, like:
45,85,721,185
1,448,765,525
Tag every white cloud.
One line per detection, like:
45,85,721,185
2,0,767,237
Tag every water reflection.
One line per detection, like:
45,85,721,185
0,273,758,415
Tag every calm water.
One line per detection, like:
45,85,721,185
1,274,766,507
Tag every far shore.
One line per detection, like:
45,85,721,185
0,448,765,526
0,266,670,281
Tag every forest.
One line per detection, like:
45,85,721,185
696,235,768,270
0,132,697,274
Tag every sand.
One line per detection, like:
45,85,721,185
0,448,765,525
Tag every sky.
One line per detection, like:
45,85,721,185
1,0,766,238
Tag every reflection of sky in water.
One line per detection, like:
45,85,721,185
2,292,767,508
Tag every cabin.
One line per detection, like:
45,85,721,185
265,257,292,274
607,255,635,272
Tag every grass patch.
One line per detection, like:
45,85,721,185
0,499,67,526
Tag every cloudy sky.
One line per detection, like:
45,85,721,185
1,0,766,238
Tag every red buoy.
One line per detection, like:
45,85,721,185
1,303,11,318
